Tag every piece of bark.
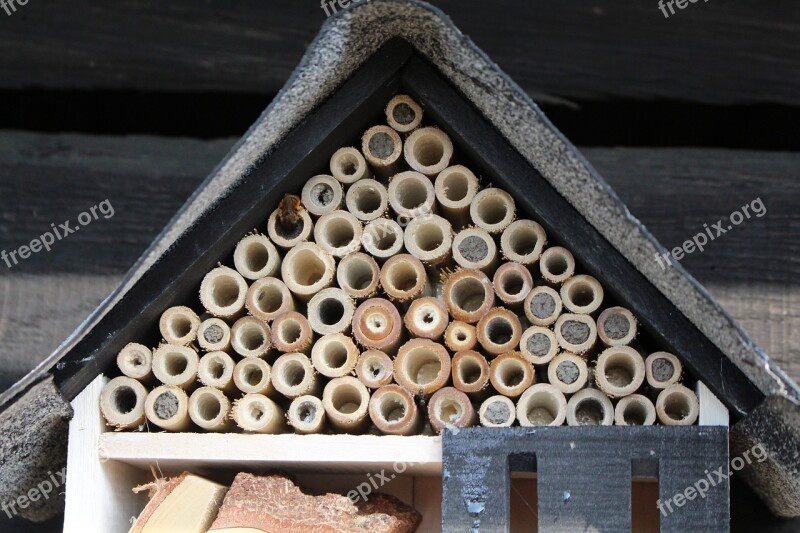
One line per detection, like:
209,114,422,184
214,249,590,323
209,473,421,533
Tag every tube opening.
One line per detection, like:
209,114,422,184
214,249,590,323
477,196,508,225
452,278,486,312
237,324,266,352
323,343,348,369
412,134,446,167
388,262,419,291
604,353,636,387
509,226,539,255
368,132,396,160
332,384,364,414
487,318,514,345
437,399,463,424
442,172,469,202
243,365,264,387
574,399,604,425
343,259,375,290
500,272,525,296
352,186,382,214
498,360,525,387
310,182,335,208
291,250,326,285
337,153,360,176
405,349,442,386
197,393,222,420
525,395,559,425
396,179,429,210
164,351,188,376
318,298,345,326
544,253,569,276
283,361,306,387
248,403,265,422
244,242,271,272
279,320,302,344
168,316,192,339
212,276,242,307
568,282,597,307
664,392,691,421
457,358,482,384
379,394,407,422
323,218,357,248
113,386,137,414
623,402,648,425
208,358,225,380
255,284,284,314
392,103,415,125
297,401,317,423
414,223,445,252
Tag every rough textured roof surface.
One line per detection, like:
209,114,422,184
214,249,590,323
0,0,797,519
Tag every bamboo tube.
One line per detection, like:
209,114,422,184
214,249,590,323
159,306,200,346
246,277,295,322
435,165,479,228
152,344,199,389
594,346,646,398
500,219,547,265
117,343,153,382
444,321,478,352
351,298,403,354
314,210,363,258
554,313,598,355
489,351,535,399
469,188,515,235
404,214,453,265
330,147,371,184
271,353,318,399
405,296,449,340
362,218,404,260
233,233,281,280
493,262,533,308
145,385,191,431
394,338,451,396
287,395,326,434
614,394,656,426
197,351,236,393
561,274,604,315
385,94,423,133
597,306,638,347
301,174,344,216
100,376,148,429
188,386,232,432
369,384,420,436
310,333,359,378
523,286,563,327
200,266,248,319
539,246,575,286
232,393,286,434
281,242,336,300
345,179,389,222
452,227,497,273
307,288,355,336
230,316,272,358
322,376,371,433
655,384,699,426
379,253,431,303
404,127,453,177
233,358,274,396
516,383,568,427
362,126,402,176
428,387,476,434
197,318,231,353
267,195,313,249
271,311,313,354
547,352,589,394
442,268,494,323
566,388,614,426
337,252,380,300
355,349,394,389
451,349,490,397
519,326,558,365
476,307,523,356
387,171,436,221
478,395,516,427
645,351,683,389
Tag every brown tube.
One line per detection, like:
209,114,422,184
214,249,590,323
428,387,476,434
271,311,313,354
246,277,295,322
404,127,454,177
554,313,598,355
444,321,478,353
233,233,281,280
523,286,563,327
345,179,389,222
144,385,191,432
478,395,516,427
314,210,363,258
442,268,494,324
597,306,638,347
322,376,371,433
355,350,394,389
476,308,523,356
594,346,646,398
197,351,236,393
435,165,479,228
271,353,318,399
159,306,200,346
394,338,452,396
352,298,403,354
385,94,423,133
451,350,490,397
267,196,314,249
547,352,589,394
387,171,436,221
100,376,148,430
230,316,272,358
369,384,420,436
488,351,535,399
493,262,533,308
281,242,336,300
337,252,381,300
152,344,199,389
301,174,344,217
232,393,286,434
287,395,326,434
188,386,232,432
469,188,516,235
233,357,274,396
379,253,431,303
307,288,355,336
117,343,154,382
560,274,604,315
519,326,558,366
566,388,614,426
405,296,449,340
614,394,656,426
452,227,497,273
362,218,405,260
655,384,699,426
539,246,575,286
310,333,359,378
516,383,567,427
500,219,547,266
403,214,453,265
199,266,248,318
197,318,232,353
362,125,402,176
645,351,683,389
330,147,371,184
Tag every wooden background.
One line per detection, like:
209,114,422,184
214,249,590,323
0,1,797,531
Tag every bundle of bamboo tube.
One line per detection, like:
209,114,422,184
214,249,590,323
100,94,700,435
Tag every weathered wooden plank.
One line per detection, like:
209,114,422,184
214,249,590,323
0,1,798,105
